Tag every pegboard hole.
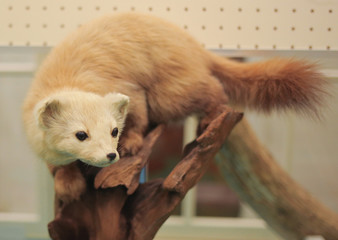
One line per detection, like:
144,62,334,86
131,6,135,11
4,2,336,50
272,44,277,49
96,6,100,11
219,44,223,49
237,44,241,49
290,45,295,50
309,45,313,50
327,46,331,50
254,44,259,49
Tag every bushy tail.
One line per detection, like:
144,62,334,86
209,54,329,117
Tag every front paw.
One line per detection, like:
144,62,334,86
54,166,86,204
119,132,143,157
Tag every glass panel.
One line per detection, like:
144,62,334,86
196,163,240,218
0,74,38,214
148,121,184,215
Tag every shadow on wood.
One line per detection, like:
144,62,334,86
48,106,243,240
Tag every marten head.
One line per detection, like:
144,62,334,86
34,90,129,167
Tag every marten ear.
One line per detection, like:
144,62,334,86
105,93,130,121
34,97,62,129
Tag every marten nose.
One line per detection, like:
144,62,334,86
106,153,116,161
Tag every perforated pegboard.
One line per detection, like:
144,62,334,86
0,0,337,51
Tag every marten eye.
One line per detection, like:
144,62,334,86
111,127,118,138
75,131,88,141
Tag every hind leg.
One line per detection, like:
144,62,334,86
197,76,229,133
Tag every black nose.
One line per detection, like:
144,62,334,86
107,153,116,161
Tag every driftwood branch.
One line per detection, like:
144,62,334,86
94,125,166,195
48,107,243,240
48,107,337,240
216,118,338,240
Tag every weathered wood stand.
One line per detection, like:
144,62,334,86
48,107,338,240
216,119,338,240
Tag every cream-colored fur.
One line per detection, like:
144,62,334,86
23,13,328,202
32,90,129,167
24,89,129,202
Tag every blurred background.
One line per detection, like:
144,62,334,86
0,0,337,239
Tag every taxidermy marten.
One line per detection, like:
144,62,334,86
23,13,328,202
